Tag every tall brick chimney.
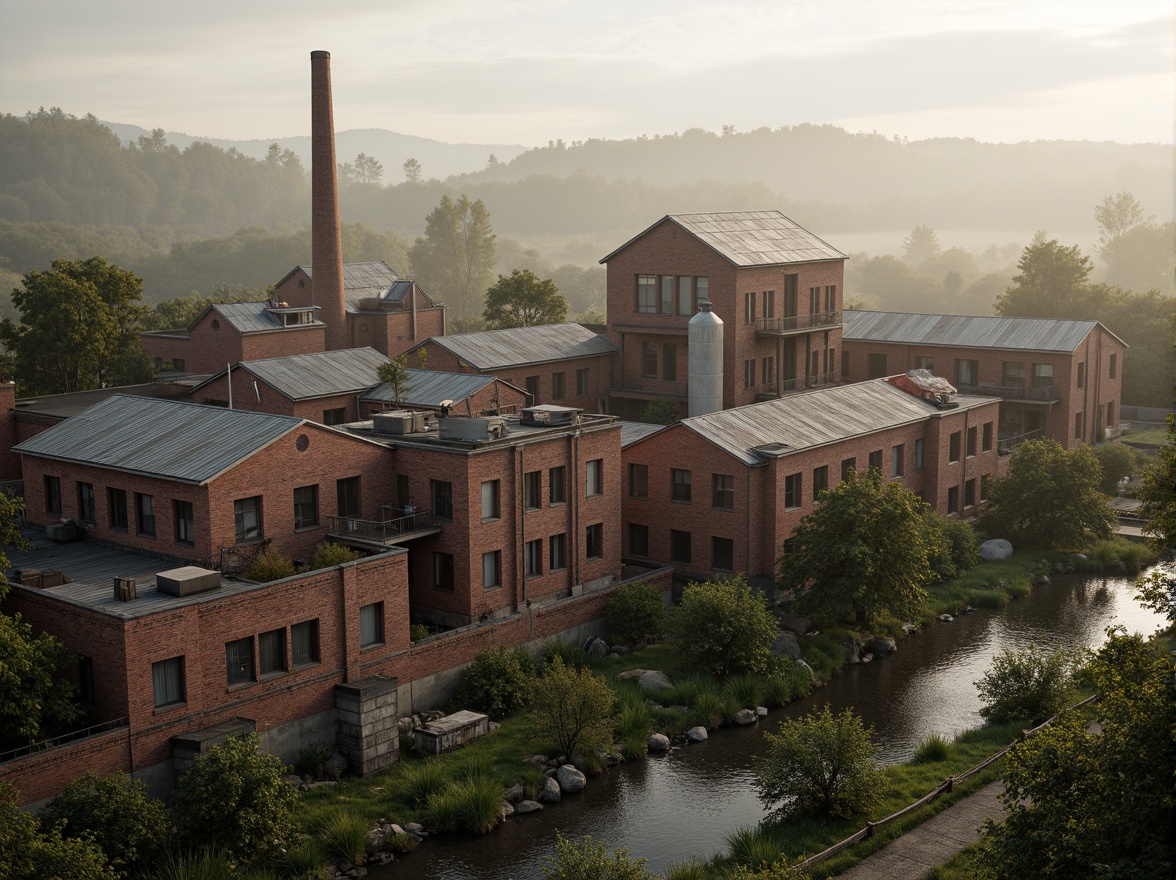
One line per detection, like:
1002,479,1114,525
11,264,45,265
311,50,348,351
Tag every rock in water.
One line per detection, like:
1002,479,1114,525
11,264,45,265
686,726,708,742
556,765,587,793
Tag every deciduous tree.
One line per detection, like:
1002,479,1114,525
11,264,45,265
530,657,614,759
995,232,1094,319
778,470,938,628
667,575,777,676
975,644,1076,725
1094,191,1146,262
377,354,412,403
408,195,495,322
351,153,383,185
482,269,567,329
0,782,116,880
402,157,422,184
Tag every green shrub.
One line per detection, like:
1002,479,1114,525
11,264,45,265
639,399,678,425
724,674,765,710
913,733,951,763
453,645,534,719
531,657,616,759
668,576,778,676
293,741,334,781
976,645,1076,725
451,776,503,835
606,582,666,644
245,547,295,582
317,811,370,865
726,825,786,868
280,839,326,877
1092,442,1139,495
540,639,591,670
401,759,448,806
304,541,360,571
733,858,813,879
542,834,658,879
410,623,431,642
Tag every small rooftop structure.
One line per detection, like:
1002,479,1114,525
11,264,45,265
415,323,617,371
277,262,436,314
190,347,389,401
361,368,522,410
844,311,1126,353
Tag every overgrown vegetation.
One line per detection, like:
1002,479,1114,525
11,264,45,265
452,645,535,719
976,645,1076,725
244,547,296,582
667,576,778,676
606,581,666,644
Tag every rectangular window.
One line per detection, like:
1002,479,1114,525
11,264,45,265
868,449,883,472
172,358,185,372
292,620,320,666
135,493,156,537
1002,361,1024,386
966,426,977,457
637,274,656,313
964,479,976,508
956,359,979,387
432,552,455,590
891,445,905,477
1109,353,1117,379
1075,411,1084,440
359,602,384,647
660,275,673,315
712,474,734,510
642,342,658,378
629,523,649,557
840,350,850,378
841,457,856,481
670,529,691,564
431,479,453,520
949,432,961,463
524,471,542,510
695,277,709,306
762,356,774,386
550,533,567,571
825,285,836,312
152,657,185,708
678,276,693,315
745,291,756,323
549,466,566,504
914,439,925,470
482,550,501,589
980,474,990,503
526,375,540,403
947,486,959,515
915,356,935,371
259,628,286,676
323,407,347,426
712,537,734,571
763,290,775,320
663,342,677,381
577,368,589,397
1077,362,1085,389
234,496,262,542
784,472,802,509
671,468,692,503
1106,401,1115,428
293,485,318,530
226,636,254,686
1032,363,1054,388
982,422,993,452
78,656,94,706
337,476,360,518
867,353,887,379
551,371,566,400
744,359,755,389
629,463,648,498
77,482,95,523
44,475,61,515
174,500,195,545
481,480,500,520
809,286,821,315
108,488,128,530
825,348,835,377
586,523,603,559
586,459,603,497
525,539,543,577
812,465,829,500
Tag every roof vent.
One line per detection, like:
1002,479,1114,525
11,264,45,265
373,410,427,435
156,566,221,597
752,442,791,459
520,404,581,427
113,576,137,601
439,417,506,441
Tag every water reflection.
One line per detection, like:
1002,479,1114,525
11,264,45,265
383,571,1166,879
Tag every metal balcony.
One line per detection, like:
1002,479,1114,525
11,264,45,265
956,382,1059,403
327,509,442,548
997,428,1047,455
755,311,842,336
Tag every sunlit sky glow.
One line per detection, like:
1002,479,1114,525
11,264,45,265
1,0,1171,145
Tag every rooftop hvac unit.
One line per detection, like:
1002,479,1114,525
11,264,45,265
46,522,79,543
113,576,137,601
20,569,69,589
373,410,422,435
520,404,581,427
438,417,507,441
156,566,221,597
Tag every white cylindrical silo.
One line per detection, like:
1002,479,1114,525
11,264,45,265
688,302,724,417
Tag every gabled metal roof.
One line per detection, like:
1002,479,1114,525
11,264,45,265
298,261,434,314
13,395,305,484
660,380,995,467
843,311,1122,353
361,368,512,407
422,323,618,371
600,210,847,267
210,301,324,334
619,420,668,448
194,347,389,401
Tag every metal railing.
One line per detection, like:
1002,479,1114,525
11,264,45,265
807,371,838,389
616,376,689,397
998,428,1047,455
755,311,842,334
957,382,1059,401
0,717,128,765
327,510,438,544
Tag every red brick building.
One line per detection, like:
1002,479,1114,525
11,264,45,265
841,312,1127,449
621,379,1003,582
602,211,847,419
406,323,618,413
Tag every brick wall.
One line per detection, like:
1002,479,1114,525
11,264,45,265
0,382,19,481
1,726,131,807
141,311,327,377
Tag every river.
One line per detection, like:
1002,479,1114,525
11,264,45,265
382,570,1168,879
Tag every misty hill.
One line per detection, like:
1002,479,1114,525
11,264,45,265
100,121,527,183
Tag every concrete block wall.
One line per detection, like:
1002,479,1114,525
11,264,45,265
334,676,399,776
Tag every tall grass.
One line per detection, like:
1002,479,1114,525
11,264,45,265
723,673,765,709
317,811,370,865
689,690,725,729
280,839,326,877
452,775,505,835
913,733,951,764
151,848,234,880
425,788,460,832
726,825,786,869
662,673,714,707
401,759,449,805
616,700,653,757
540,639,591,670
665,856,711,880
1083,537,1151,573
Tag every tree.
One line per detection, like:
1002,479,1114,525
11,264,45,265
402,157,422,184
0,257,152,394
377,354,412,403
454,646,534,719
482,269,567,329
979,439,1116,550
530,656,614,759
408,194,496,322
902,224,940,265
44,771,171,877
1137,415,1175,553
778,470,938,628
667,575,777,676
980,631,1175,879
351,153,383,185
754,705,883,820
639,399,677,425
170,732,298,865
605,581,665,645
1094,191,1146,262
1091,442,1139,495
1,782,117,880
995,233,1094,319
542,834,657,880
975,645,1076,725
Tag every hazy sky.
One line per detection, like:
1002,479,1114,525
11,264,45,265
1,0,1171,146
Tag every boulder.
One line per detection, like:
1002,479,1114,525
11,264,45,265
771,631,802,660
686,726,708,743
404,823,425,834
755,706,769,717
638,670,674,691
502,782,525,803
556,765,587,794
938,613,954,623
868,637,897,655
647,733,670,752
839,634,865,664
514,800,543,814
585,637,609,658
901,623,919,636
324,752,348,780
733,709,757,725
538,776,562,803
499,801,515,819
284,774,303,787
978,539,1014,561
1035,573,1051,585
612,644,632,656
777,612,811,634
522,754,551,768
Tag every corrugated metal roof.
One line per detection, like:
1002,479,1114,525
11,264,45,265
212,302,324,334
427,323,618,370
303,261,406,313
672,380,996,466
361,368,501,407
601,211,846,266
843,311,1107,353
13,395,304,484
235,348,388,400
619,420,667,448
